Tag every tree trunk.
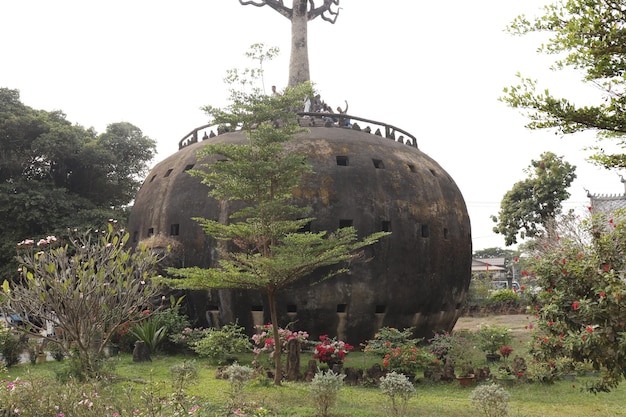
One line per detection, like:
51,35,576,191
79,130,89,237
268,288,283,385
288,0,310,87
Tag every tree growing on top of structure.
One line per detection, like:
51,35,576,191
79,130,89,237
239,0,341,87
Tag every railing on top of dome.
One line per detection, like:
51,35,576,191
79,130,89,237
178,112,418,150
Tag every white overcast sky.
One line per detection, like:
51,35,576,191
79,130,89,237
2,0,623,251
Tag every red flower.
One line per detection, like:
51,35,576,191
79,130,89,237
603,264,610,272
572,301,579,310
599,291,606,298
586,326,594,333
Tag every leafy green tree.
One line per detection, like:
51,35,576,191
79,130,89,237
2,221,163,378
526,208,626,392
491,152,576,246
159,45,389,385
0,88,156,280
502,0,626,169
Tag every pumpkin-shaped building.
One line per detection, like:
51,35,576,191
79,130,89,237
128,116,472,344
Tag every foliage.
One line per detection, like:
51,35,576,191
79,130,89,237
487,289,521,308
251,322,309,364
447,331,477,376
224,362,256,405
192,323,252,365
170,327,208,352
313,334,354,364
0,88,156,280
476,324,512,355
129,316,167,354
159,44,390,385
0,325,23,367
149,297,192,354
362,326,417,356
491,152,576,246
2,221,163,378
381,344,435,376
428,331,456,360
502,0,626,170
0,373,206,417
309,369,345,417
469,383,510,417
524,208,626,392
379,371,416,417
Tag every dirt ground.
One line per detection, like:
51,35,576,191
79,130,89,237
454,313,535,341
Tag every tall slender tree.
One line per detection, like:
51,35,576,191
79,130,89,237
159,46,389,385
239,0,340,86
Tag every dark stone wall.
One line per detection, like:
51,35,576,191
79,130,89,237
128,127,472,345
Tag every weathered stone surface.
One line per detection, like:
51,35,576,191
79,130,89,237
128,127,472,345
132,341,151,362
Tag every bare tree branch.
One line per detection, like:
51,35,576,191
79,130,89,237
309,0,340,23
239,0,292,19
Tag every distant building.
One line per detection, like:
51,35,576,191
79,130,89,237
587,177,626,213
472,258,506,280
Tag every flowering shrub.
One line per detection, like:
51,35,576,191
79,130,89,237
313,335,354,364
428,331,458,360
499,345,514,364
362,327,417,356
251,323,309,357
381,344,435,375
526,209,626,392
170,327,208,351
476,324,511,355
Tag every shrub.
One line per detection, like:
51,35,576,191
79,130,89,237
381,344,435,376
193,322,252,364
428,331,455,360
313,335,354,365
363,327,417,356
469,383,510,417
487,289,520,308
0,325,23,367
379,371,415,417
151,298,192,354
309,369,345,417
476,324,512,355
129,317,167,354
251,323,309,357
224,362,255,405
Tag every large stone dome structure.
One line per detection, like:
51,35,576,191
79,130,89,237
128,116,472,344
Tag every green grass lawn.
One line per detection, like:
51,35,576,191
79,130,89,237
4,351,626,417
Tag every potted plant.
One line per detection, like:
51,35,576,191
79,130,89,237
445,331,476,386
476,324,511,362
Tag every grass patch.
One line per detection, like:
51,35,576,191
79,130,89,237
2,351,626,416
